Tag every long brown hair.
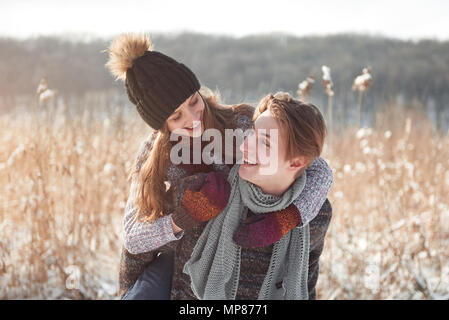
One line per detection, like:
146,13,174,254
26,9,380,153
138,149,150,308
128,88,254,223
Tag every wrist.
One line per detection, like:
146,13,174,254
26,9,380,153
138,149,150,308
171,215,183,234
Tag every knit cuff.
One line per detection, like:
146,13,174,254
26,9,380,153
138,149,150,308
181,189,224,222
166,213,184,240
233,205,302,248
275,204,303,232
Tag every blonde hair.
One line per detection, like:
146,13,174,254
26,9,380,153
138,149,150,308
129,88,254,222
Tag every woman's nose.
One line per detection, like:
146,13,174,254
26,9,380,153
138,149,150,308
187,106,201,122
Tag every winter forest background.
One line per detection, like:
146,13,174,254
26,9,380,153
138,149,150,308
1,33,449,130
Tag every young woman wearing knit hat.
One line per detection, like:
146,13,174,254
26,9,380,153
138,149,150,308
105,33,333,299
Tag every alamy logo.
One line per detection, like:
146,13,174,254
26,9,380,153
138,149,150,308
169,121,279,175
64,265,81,290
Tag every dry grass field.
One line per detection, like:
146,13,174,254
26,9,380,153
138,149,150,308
1,97,448,299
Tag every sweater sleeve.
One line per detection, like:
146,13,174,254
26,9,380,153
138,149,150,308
293,157,333,226
122,134,184,255
122,177,183,254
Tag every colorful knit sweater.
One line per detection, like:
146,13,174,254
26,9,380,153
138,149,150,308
119,113,333,298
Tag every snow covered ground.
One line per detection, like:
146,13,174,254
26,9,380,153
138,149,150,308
1,105,448,299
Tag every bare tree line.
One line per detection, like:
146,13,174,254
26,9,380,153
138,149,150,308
1,32,448,128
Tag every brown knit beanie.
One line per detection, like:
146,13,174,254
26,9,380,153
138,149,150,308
105,34,200,130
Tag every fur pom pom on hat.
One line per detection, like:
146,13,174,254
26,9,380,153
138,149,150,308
105,33,200,130
105,33,152,81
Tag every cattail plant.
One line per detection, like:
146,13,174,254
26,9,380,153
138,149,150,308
36,77,57,105
36,77,58,122
321,65,334,132
352,67,372,128
297,76,315,101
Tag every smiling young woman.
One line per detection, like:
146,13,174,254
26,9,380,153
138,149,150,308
106,34,253,224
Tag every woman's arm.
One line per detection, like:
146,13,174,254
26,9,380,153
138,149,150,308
122,177,183,254
123,133,233,254
293,157,333,225
122,134,184,255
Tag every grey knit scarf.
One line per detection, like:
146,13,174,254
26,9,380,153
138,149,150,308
183,165,310,300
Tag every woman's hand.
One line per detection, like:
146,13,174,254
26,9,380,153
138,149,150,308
233,205,301,248
171,173,209,208
171,172,231,230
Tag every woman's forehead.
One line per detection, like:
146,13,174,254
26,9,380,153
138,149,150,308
177,92,197,110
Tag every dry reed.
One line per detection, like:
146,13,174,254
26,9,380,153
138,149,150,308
1,97,448,299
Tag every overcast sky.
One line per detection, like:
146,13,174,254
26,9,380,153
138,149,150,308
1,0,449,40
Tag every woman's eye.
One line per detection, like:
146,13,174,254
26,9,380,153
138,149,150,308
189,97,198,106
172,113,181,121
